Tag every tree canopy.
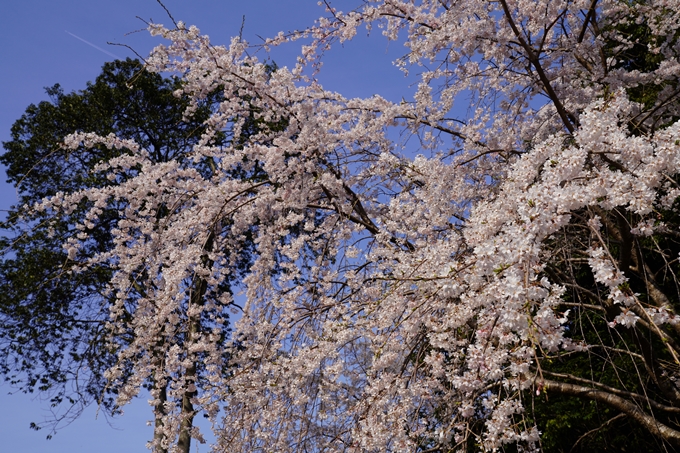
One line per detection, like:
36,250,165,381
5,0,680,452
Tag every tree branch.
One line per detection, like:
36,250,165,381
498,0,577,133
543,379,680,446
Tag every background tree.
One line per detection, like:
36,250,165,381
0,57,241,452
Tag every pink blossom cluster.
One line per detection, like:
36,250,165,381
33,0,680,451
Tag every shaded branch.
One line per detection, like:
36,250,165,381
543,379,680,446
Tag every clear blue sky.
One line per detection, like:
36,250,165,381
0,1,411,451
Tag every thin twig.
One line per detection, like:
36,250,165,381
107,42,147,63
570,413,625,452
155,0,178,28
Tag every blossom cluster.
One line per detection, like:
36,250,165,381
34,0,680,451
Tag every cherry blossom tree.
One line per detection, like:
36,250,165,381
26,0,680,451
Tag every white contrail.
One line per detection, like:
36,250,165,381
65,31,120,59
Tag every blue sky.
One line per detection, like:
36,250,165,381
0,1,413,451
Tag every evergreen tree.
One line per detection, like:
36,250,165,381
0,58,230,450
